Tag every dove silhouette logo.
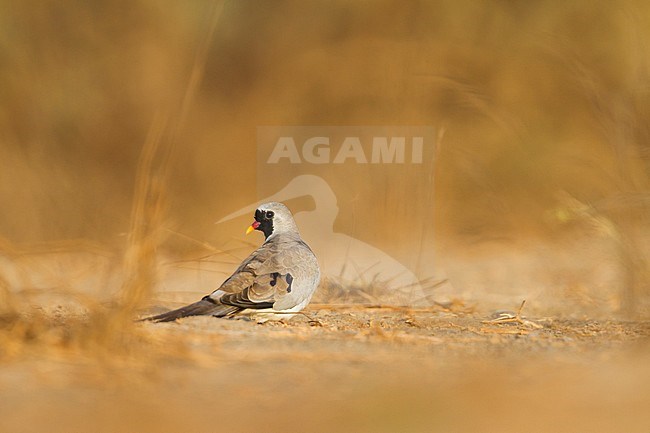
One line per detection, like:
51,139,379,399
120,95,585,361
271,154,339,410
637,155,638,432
267,136,424,164
217,175,427,306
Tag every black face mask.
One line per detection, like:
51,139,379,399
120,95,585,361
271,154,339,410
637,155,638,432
254,209,275,239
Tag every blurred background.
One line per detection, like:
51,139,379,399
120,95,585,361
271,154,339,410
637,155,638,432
1,3,650,433
1,0,650,315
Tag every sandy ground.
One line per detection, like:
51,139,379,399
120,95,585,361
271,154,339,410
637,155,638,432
1,237,649,433
1,303,649,433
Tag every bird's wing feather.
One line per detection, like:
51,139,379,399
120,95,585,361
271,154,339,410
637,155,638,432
219,289,275,309
216,241,274,293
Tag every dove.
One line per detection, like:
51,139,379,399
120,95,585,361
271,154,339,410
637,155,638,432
143,202,320,322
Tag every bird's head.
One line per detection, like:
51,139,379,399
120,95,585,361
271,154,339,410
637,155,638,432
246,202,299,239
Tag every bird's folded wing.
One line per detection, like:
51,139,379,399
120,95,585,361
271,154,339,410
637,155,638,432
217,272,293,310
211,239,312,310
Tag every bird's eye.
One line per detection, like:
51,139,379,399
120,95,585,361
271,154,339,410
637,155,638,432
266,211,274,218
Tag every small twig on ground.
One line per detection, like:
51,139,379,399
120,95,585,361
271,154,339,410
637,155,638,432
294,311,322,327
483,300,543,329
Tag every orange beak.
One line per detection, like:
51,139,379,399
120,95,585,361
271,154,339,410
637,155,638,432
246,221,261,235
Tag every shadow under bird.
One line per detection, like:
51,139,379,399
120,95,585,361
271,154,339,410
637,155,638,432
143,202,320,322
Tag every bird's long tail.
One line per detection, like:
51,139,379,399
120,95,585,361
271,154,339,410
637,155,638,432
140,298,240,323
